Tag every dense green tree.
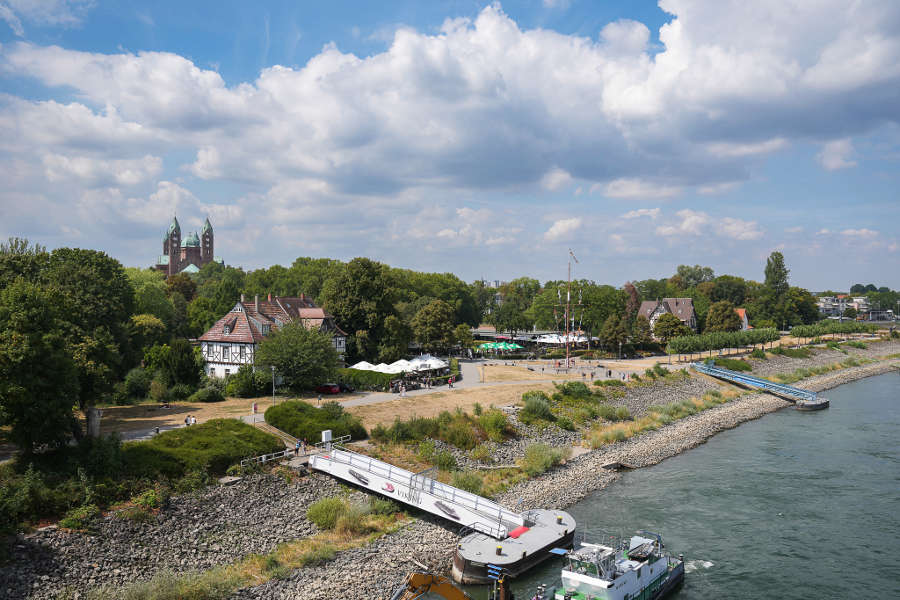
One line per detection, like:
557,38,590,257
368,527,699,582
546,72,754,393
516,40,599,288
653,313,691,344
255,322,338,392
0,238,48,291
377,315,411,363
134,282,174,327
0,280,79,452
599,315,629,353
842,307,857,319
320,257,396,362
764,252,790,299
710,275,749,306
142,340,204,387
166,272,197,301
632,315,653,350
125,267,166,293
489,299,532,338
411,299,456,353
470,280,497,323
705,300,742,332
676,265,715,289
129,314,168,355
582,285,626,334
169,292,190,337
187,296,220,335
453,323,474,348
288,257,346,303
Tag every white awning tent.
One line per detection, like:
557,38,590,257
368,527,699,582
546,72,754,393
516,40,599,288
535,333,592,345
347,354,448,374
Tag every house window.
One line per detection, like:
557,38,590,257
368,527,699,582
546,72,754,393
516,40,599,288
224,369,230,376
223,325,231,334
207,344,213,358
239,346,246,360
223,346,230,361
209,368,215,377
262,324,271,335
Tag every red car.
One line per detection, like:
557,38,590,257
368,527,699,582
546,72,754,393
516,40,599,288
315,383,340,395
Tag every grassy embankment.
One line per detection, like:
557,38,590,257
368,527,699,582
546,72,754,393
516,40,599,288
0,419,283,536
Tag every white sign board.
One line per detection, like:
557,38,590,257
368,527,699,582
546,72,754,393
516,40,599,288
321,429,332,443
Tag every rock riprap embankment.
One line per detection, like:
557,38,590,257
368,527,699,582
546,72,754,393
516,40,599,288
0,474,341,599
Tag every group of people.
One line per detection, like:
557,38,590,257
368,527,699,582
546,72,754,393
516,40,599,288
183,415,197,426
293,439,309,455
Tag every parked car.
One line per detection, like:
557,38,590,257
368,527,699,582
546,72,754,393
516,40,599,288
315,383,340,395
338,382,354,393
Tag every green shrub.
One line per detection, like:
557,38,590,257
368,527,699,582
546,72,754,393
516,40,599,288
473,403,483,416
443,420,477,450
595,404,631,422
336,368,394,391
478,409,510,443
224,365,270,398
297,545,337,567
556,416,575,431
750,348,767,359
306,497,347,529
188,387,226,403
433,450,457,471
594,379,625,387
652,363,668,377
520,391,554,424
520,444,567,477
149,377,168,403
335,503,372,536
370,497,400,515
417,439,436,462
123,419,283,478
712,357,753,371
631,374,641,382
132,489,161,509
169,383,194,402
124,367,152,399
554,381,593,398
770,346,812,358
844,341,867,349
59,503,100,530
470,444,492,463
265,400,367,443
451,471,483,495
118,506,153,523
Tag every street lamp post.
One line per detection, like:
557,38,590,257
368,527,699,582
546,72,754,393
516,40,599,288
271,365,276,406
618,341,622,360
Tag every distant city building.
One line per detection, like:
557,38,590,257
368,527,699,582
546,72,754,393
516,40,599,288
638,298,698,333
154,216,223,277
198,293,347,378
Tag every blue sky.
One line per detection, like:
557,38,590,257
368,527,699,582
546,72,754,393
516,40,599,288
1,0,899,291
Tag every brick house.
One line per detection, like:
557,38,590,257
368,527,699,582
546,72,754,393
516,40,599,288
198,293,347,378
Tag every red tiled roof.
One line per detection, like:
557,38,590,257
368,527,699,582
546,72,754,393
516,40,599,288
735,308,747,319
199,307,264,343
199,295,347,342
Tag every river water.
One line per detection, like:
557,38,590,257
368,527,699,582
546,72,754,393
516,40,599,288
464,371,900,599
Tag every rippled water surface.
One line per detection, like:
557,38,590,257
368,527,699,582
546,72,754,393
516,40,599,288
464,372,900,600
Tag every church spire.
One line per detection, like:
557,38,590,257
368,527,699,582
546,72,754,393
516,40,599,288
168,215,181,235
201,216,212,234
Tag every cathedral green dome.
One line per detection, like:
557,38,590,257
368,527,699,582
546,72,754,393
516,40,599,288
182,231,200,247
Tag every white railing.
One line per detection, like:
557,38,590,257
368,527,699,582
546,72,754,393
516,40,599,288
324,448,521,526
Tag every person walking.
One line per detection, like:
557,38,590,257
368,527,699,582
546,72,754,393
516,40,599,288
448,376,453,388
294,439,300,456
400,383,406,398
184,415,190,427
191,415,197,426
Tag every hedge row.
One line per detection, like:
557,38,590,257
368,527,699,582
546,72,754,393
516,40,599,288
666,328,780,355
337,368,394,391
791,321,878,339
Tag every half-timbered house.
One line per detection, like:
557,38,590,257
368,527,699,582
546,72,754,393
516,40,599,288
199,293,347,378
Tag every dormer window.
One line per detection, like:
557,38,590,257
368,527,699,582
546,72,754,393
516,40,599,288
224,324,231,334
262,324,271,335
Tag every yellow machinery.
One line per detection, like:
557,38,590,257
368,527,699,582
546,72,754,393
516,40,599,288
390,572,474,600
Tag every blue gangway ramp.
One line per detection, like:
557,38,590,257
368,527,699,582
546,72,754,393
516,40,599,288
692,361,827,408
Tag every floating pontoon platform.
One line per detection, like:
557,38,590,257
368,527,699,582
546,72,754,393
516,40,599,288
692,361,829,410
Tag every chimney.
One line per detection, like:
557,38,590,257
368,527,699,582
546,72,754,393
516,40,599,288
268,293,272,302
255,295,259,313
240,293,245,303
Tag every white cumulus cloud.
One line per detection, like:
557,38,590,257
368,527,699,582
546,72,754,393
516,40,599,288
817,139,857,170
544,217,582,241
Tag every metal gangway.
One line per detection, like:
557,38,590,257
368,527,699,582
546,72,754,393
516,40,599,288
309,444,524,539
692,361,820,403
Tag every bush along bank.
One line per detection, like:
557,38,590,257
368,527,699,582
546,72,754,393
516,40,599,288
265,400,367,443
0,419,282,536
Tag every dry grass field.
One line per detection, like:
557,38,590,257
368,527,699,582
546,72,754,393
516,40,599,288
480,364,584,382
345,382,554,429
